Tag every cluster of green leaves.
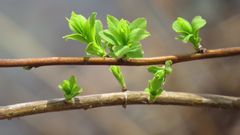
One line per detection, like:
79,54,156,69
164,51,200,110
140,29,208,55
58,76,82,102
172,16,206,51
64,12,150,90
61,12,207,101
64,12,150,59
99,15,150,58
63,12,106,57
145,60,173,101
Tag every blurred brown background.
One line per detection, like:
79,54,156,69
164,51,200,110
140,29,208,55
0,0,240,135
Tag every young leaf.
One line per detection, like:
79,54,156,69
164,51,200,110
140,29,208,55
89,12,97,30
172,16,206,52
86,42,106,57
145,71,165,101
107,15,120,29
63,34,87,43
84,12,97,42
109,66,127,91
95,20,103,45
150,70,166,90
113,46,130,58
191,16,206,33
145,87,163,101
129,28,150,42
64,11,106,57
58,76,83,102
182,34,194,43
99,30,120,45
118,19,130,44
125,43,144,58
67,11,86,34
130,18,147,30
172,17,192,33
164,60,173,74
145,60,173,101
100,16,150,59
147,66,164,74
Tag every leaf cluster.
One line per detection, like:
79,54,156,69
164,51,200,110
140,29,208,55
58,76,82,102
99,15,150,58
64,12,150,59
61,12,206,101
172,16,206,51
63,11,151,91
63,12,106,57
145,60,173,101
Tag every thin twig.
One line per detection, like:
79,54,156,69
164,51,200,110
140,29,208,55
0,91,240,120
0,47,239,68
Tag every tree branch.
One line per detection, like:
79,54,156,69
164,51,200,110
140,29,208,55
0,47,239,120
0,47,239,68
0,91,240,120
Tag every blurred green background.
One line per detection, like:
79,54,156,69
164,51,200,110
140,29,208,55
0,0,240,135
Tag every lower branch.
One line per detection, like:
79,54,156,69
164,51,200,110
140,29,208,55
0,91,240,120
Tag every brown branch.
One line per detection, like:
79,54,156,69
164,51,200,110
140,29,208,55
0,91,240,120
0,47,239,68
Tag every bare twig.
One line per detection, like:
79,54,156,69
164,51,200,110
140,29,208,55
0,91,240,120
0,47,239,68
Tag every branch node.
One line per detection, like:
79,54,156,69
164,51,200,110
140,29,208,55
122,91,128,109
196,45,207,53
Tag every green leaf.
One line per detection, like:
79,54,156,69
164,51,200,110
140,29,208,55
102,16,150,59
147,66,164,74
145,69,165,101
95,20,103,45
164,60,173,74
113,46,130,58
144,71,165,102
126,43,144,58
99,30,120,45
147,87,162,102
58,76,82,102
64,11,107,57
175,34,187,41
144,87,162,101
65,11,90,41
165,60,173,67
151,70,165,90
89,12,97,29
106,15,123,45
95,20,103,34
172,17,192,34
86,42,106,57
182,34,194,43
130,18,147,30
63,34,87,43
145,60,173,101
67,11,87,34
118,19,130,44
172,16,206,51
191,16,206,32
107,15,120,30
84,12,97,42
129,28,150,42
109,66,126,90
